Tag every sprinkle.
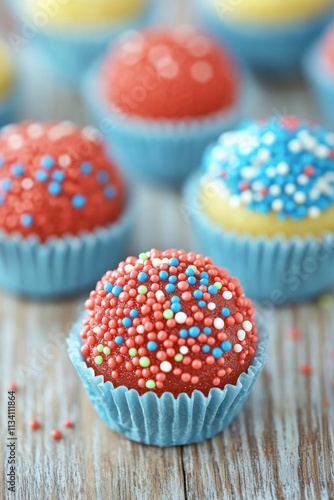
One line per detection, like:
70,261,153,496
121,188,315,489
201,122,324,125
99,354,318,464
112,285,122,296
104,282,113,293
174,354,183,362
221,308,230,317
30,420,41,430
51,429,62,440
36,170,48,182
175,312,187,324
48,182,62,196
139,252,148,261
97,345,103,352
300,364,313,376
179,346,189,355
147,341,158,351
207,302,216,311
115,336,124,345
103,347,111,355
97,170,109,183
11,164,24,176
41,155,55,169
94,356,103,365
221,341,232,352
72,194,86,208
21,214,34,227
208,285,218,295
122,318,132,327
138,272,148,282
169,257,179,266
289,328,301,341
163,309,174,319
104,186,116,199
223,291,232,300
7,382,18,391
214,282,222,289
242,321,252,332
234,344,242,353
129,348,137,356
63,420,74,428
138,285,148,295
213,318,224,329
160,361,172,372
237,329,246,341
146,380,156,389
130,309,138,318
212,347,223,358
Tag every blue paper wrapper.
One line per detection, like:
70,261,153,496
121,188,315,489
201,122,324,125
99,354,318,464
184,173,334,303
82,62,251,186
0,200,134,299
304,43,334,127
196,0,333,76
68,314,267,447
7,0,158,84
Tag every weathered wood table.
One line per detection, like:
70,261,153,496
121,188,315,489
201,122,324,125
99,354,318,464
0,1,334,499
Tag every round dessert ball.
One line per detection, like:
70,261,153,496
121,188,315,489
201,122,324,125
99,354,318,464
80,249,258,397
0,121,124,241
200,116,334,238
100,27,239,119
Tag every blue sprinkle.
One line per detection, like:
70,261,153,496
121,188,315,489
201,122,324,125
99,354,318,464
41,155,55,169
72,194,86,208
2,179,12,192
185,268,195,277
36,170,48,182
115,336,124,345
52,170,65,182
221,341,232,352
202,345,210,353
80,162,92,175
138,272,148,282
159,270,168,280
97,170,109,184
104,282,113,293
11,164,24,176
200,272,209,279
48,182,62,196
221,308,231,317
147,341,158,351
187,276,196,285
203,327,212,335
189,326,200,338
193,290,203,299
104,185,116,199
198,300,206,308
165,284,175,293
212,347,223,359
171,296,180,303
112,285,122,297
122,318,132,328
130,309,138,318
208,285,218,295
21,214,34,227
171,303,182,313
169,257,179,266
169,276,177,283
200,279,209,286
179,329,188,338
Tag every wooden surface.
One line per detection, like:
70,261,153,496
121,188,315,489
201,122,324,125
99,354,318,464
1,1,334,499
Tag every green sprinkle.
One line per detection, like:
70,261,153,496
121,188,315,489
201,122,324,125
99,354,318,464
189,265,197,272
174,354,183,362
139,356,150,368
94,356,103,365
139,252,148,261
214,282,222,289
138,285,148,295
129,348,137,357
163,309,174,319
97,345,103,352
146,380,156,389
103,347,110,355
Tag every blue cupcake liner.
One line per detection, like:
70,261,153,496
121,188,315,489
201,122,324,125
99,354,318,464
68,313,267,447
304,43,334,127
196,0,333,76
82,61,251,187
7,0,158,84
0,199,134,299
184,173,334,303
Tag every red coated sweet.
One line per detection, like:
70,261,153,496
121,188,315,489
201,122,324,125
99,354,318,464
80,249,258,397
0,121,125,242
100,27,239,119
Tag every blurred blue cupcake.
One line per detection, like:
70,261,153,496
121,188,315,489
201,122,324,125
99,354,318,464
0,121,133,298
196,0,333,76
68,248,267,447
304,24,334,127
0,40,17,126
184,117,334,303
7,0,157,84
82,27,249,186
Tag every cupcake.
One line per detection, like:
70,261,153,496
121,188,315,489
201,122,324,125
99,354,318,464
184,116,334,303
82,26,248,186
68,248,267,446
0,121,133,298
7,0,157,83
304,23,334,127
0,41,17,127
196,0,333,76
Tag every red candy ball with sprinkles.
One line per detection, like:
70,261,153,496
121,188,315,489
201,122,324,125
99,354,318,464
80,249,258,397
0,121,124,241
100,27,238,119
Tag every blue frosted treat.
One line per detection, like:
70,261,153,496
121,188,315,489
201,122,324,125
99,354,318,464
68,248,267,446
184,116,334,302
0,121,133,298
196,0,334,76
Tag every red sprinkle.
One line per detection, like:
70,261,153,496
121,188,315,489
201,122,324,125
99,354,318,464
29,420,40,430
51,429,62,440
300,364,313,376
63,420,74,428
7,381,18,391
289,328,301,341
303,165,315,176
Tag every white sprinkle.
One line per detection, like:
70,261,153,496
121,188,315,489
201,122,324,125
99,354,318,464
241,167,258,180
266,166,276,178
308,206,321,219
297,174,309,186
180,346,189,355
136,325,145,334
155,290,165,300
152,258,162,268
186,35,211,57
8,134,24,150
21,178,33,190
261,131,276,145
58,154,71,168
156,56,179,80
27,123,44,139
240,190,253,204
242,320,253,332
148,45,170,64
93,326,102,334
294,191,306,204
269,185,281,196
234,344,243,353
162,257,170,264
160,361,172,373
256,148,271,165
207,302,216,311
272,199,284,212
229,196,241,208
191,61,213,83
252,181,264,191
276,162,290,175
213,318,224,330
175,312,187,324
237,329,246,341
223,291,232,300
315,144,330,158
124,264,134,274
326,132,334,145
285,183,296,195
288,140,302,154
310,189,320,201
